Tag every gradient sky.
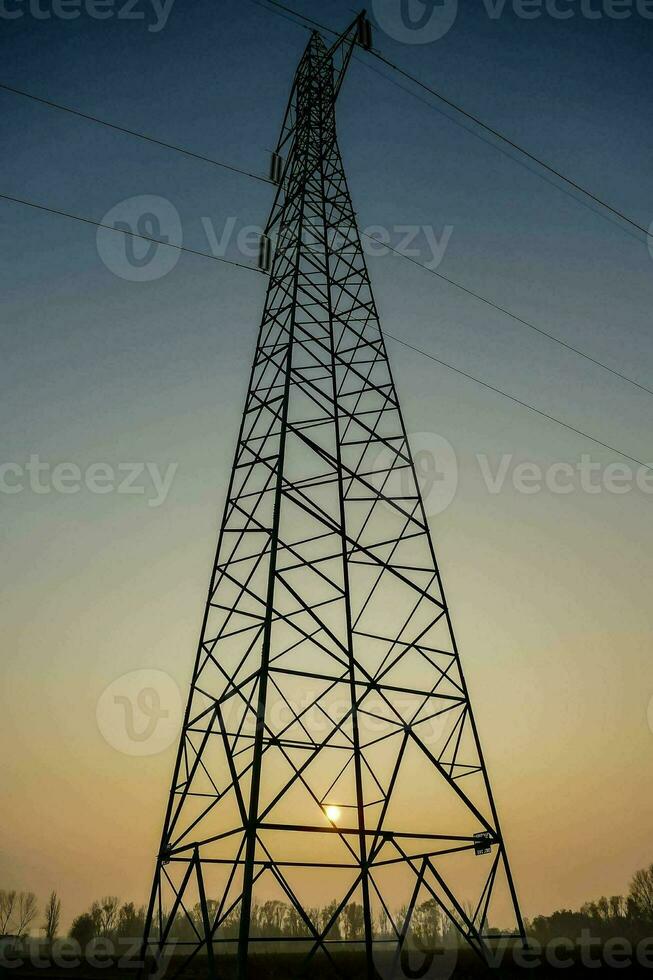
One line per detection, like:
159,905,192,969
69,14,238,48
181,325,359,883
1,0,653,933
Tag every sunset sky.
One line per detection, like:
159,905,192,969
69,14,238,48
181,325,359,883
1,0,653,933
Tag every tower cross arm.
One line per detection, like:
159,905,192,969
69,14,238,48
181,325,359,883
263,11,369,241
326,10,370,102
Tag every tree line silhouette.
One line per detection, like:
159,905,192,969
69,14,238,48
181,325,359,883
65,897,453,947
527,864,653,944
3,862,653,949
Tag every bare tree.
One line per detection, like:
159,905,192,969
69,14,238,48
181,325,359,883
343,902,364,940
376,908,392,939
596,896,610,921
254,900,287,937
412,899,442,948
69,913,96,948
90,897,120,937
609,895,626,919
43,892,61,942
284,907,303,938
0,891,17,934
629,865,653,920
15,893,38,938
319,901,341,940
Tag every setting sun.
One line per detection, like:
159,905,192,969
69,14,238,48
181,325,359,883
324,805,341,824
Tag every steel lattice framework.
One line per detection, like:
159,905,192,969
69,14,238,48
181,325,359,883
142,16,525,980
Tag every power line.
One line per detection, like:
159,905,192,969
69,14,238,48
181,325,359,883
251,0,643,244
0,192,263,273
355,55,643,247
384,331,652,472
251,0,653,398
250,0,649,240
2,1,648,398
3,12,650,470
370,50,649,240
248,0,338,36
3,187,649,473
362,233,653,398
0,82,273,186
2,70,648,398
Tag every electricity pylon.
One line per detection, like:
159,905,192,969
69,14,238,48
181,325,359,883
142,14,525,979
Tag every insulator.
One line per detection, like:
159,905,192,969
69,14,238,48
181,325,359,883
269,152,283,185
357,16,372,50
258,235,272,273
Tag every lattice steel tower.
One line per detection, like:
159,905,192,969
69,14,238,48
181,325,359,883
142,14,525,979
